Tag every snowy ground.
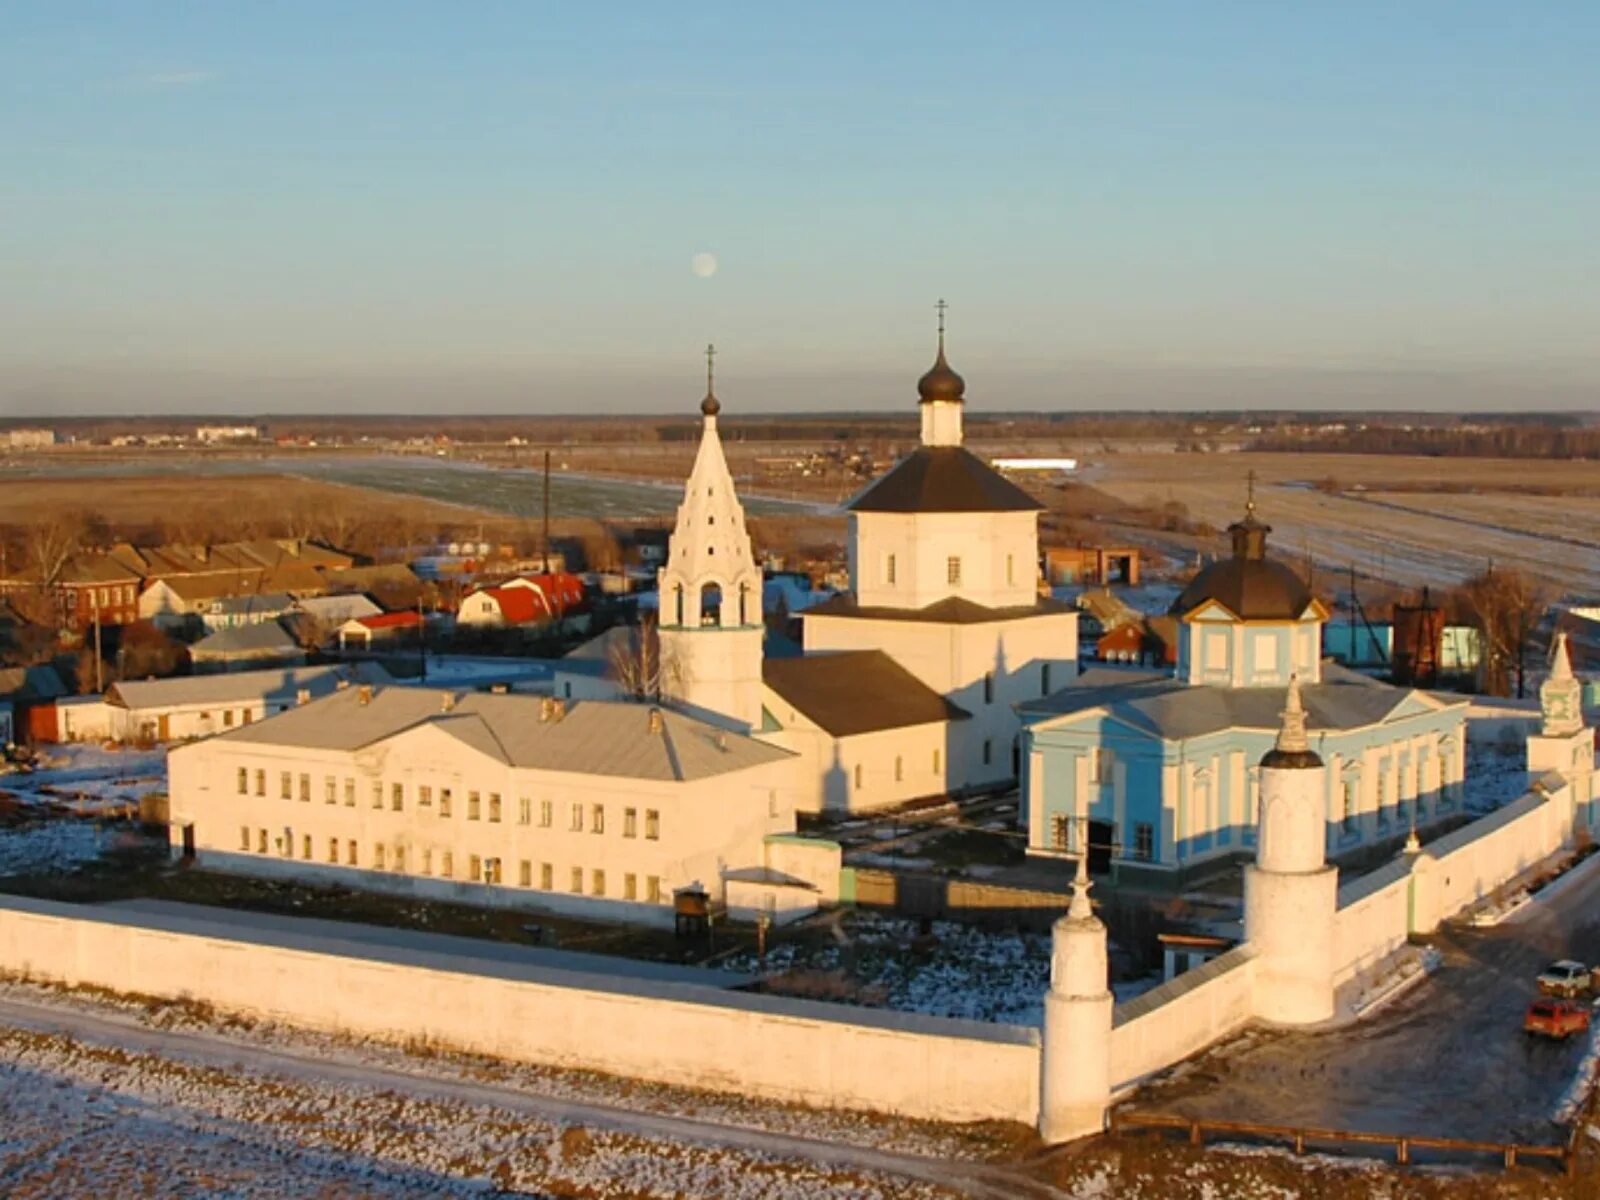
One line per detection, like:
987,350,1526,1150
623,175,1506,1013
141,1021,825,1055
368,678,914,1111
0,743,166,815
726,913,1160,1027
1463,740,1536,816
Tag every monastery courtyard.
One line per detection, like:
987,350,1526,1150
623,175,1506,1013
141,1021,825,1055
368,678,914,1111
1134,848,1600,1147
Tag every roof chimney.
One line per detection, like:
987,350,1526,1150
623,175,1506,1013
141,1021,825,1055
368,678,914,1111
648,706,664,735
540,696,566,723
441,692,457,713
295,688,311,706
358,684,372,706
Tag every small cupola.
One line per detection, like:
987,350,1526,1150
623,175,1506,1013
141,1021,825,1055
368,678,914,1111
918,299,965,447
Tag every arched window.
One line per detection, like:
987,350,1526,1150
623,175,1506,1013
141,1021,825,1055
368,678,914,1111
700,583,722,627
674,585,684,627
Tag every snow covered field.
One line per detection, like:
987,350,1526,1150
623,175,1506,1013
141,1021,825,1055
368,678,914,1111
0,744,166,814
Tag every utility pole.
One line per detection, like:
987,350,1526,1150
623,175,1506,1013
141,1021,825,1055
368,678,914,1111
92,591,103,693
542,448,552,575
417,594,427,684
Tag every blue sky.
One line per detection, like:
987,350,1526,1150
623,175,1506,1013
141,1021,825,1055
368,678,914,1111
2,2,1596,414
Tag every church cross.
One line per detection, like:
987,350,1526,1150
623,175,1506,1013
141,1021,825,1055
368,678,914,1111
1245,469,1258,516
705,343,716,394
935,298,948,344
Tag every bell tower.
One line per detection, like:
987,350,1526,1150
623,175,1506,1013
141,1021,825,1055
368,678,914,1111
1527,633,1594,783
657,345,765,731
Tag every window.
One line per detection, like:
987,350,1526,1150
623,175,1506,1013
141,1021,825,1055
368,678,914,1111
324,777,336,804
519,860,532,887
518,797,531,826
223,710,234,728
346,840,358,866
375,844,387,870
1051,814,1070,851
1041,663,1051,696
570,866,584,893
539,799,553,828
485,857,501,884
885,554,897,585
240,826,250,851
591,869,605,897
441,851,453,878
1006,553,1015,586
298,774,310,802
624,873,637,900
344,778,355,807
236,767,248,795
489,793,502,823
280,772,292,800
1134,822,1155,862
258,829,269,853
1090,748,1115,784
540,862,553,890
371,781,383,809
894,755,903,783
591,804,604,834
394,846,406,873
254,769,265,796
421,848,432,875
440,788,453,817
984,672,995,704
1342,782,1357,834
327,837,338,863
647,876,663,904
946,556,962,585
982,739,993,766
419,785,432,807
1375,774,1388,826
853,764,862,790
301,834,312,860
468,791,481,821
570,803,584,832
468,853,481,880
391,783,404,812
645,809,660,840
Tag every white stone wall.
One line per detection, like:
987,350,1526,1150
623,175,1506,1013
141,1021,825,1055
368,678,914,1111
1109,947,1258,1091
167,729,796,919
758,706,950,815
0,895,1040,1126
850,511,1039,610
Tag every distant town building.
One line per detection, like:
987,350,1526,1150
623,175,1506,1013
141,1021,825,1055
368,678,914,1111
195,424,264,444
1045,545,1141,587
4,428,58,450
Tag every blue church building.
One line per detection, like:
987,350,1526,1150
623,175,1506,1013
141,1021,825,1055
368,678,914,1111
1019,503,1469,882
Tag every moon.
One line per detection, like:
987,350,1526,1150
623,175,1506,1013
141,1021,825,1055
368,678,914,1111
691,252,718,279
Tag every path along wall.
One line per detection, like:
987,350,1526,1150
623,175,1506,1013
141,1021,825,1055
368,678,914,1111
0,895,1039,1127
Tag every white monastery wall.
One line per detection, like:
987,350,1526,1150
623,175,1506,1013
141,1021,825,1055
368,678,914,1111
1329,861,1411,987
1108,946,1257,1091
759,717,949,815
0,895,1039,1126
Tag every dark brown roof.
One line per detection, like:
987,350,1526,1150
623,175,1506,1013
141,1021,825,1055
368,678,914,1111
805,594,1075,626
1170,514,1318,621
763,651,969,737
847,447,1043,514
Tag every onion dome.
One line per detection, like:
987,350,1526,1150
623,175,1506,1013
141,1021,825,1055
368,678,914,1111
917,345,966,405
1170,479,1316,621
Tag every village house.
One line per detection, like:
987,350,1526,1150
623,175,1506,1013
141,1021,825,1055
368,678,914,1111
457,573,588,629
190,620,308,673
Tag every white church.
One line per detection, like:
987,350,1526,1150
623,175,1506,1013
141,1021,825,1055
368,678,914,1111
168,319,1077,922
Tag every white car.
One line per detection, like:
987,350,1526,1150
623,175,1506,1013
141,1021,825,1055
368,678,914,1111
1536,960,1595,998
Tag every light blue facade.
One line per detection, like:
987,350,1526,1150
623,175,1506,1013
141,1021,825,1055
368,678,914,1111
1022,695,1467,876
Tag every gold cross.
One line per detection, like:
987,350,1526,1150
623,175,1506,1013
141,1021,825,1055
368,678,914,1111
935,298,948,339
705,343,715,393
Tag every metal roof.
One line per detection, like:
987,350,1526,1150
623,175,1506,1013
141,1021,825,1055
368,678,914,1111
190,621,302,658
107,663,387,711
847,446,1043,514
1021,662,1463,740
805,593,1075,626
212,686,794,783
763,651,969,737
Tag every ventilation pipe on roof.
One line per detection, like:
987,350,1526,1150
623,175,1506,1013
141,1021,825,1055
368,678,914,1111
358,684,372,706
648,707,664,735
540,696,566,723
715,731,728,752
441,692,457,713
490,683,509,695
295,688,311,706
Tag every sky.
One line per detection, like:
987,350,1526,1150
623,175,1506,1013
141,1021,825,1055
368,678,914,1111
2,2,1596,416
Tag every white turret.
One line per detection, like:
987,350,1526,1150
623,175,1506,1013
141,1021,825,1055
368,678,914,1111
1243,675,1337,1024
1039,854,1114,1143
657,346,765,731
1527,632,1594,783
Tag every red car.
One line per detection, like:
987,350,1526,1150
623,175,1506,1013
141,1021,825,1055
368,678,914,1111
1525,999,1592,1040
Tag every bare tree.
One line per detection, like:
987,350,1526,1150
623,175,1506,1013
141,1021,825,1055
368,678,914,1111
1457,566,1553,698
606,616,683,702
26,509,92,585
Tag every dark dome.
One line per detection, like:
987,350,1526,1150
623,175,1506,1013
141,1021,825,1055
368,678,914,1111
700,390,720,417
917,348,965,405
1171,556,1314,620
